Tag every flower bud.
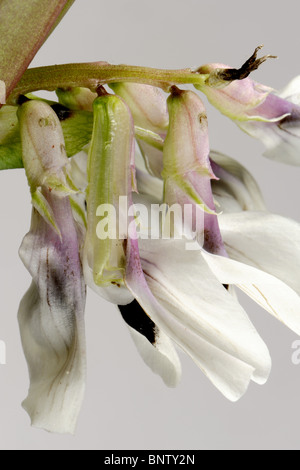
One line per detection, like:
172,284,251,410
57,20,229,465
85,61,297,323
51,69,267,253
109,82,168,133
18,100,72,193
196,61,300,165
163,88,215,209
84,94,135,304
163,88,226,255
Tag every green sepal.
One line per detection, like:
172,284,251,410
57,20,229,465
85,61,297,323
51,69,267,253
69,196,87,229
169,174,217,215
31,188,61,237
86,94,133,287
134,126,164,151
43,174,78,196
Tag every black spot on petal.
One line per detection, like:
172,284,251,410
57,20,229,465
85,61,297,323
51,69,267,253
51,103,73,121
119,300,157,345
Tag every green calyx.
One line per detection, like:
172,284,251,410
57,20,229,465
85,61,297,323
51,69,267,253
86,94,134,287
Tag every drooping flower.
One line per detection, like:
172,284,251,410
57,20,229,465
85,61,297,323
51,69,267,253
130,85,300,398
11,62,300,432
83,91,182,387
17,100,86,434
162,87,226,255
78,81,300,401
83,87,271,400
196,47,300,165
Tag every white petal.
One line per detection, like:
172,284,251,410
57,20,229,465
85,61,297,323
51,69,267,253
120,301,181,388
211,151,266,212
136,168,164,202
69,151,88,191
18,283,86,434
212,184,246,213
238,120,300,166
138,140,164,178
279,75,300,105
126,238,271,401
18,200,86,434
203,248,300,335
219,211,300,296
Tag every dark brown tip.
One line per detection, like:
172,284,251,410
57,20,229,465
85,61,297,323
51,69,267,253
218,45,277,82
170,85,184,97
96,85,109,97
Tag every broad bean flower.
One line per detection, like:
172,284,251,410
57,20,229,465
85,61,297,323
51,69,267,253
1,45,300,434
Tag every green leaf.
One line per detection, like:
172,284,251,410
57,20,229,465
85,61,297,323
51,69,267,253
0,104,93,170
62,109,93,158
0,0,76,102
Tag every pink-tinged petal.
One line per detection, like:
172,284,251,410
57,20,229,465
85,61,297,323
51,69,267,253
163,88,226,255
249,92,293,120
237,110,300,165
18,98,86,433
18,193,86,434
109,83,169,134
198,61,300,165
125,237,271,401
197,63,272,121
109,83,168,178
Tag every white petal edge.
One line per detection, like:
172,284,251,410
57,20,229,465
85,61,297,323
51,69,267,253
126,238,271,401
237,120,300,166
219,211,300,296
126,322,182,388
202,249,300,335
279,75,300,105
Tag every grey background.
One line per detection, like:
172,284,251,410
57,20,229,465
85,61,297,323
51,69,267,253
0,0,300,450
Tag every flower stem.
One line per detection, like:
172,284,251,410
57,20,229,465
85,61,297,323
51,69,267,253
7,62,209,105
